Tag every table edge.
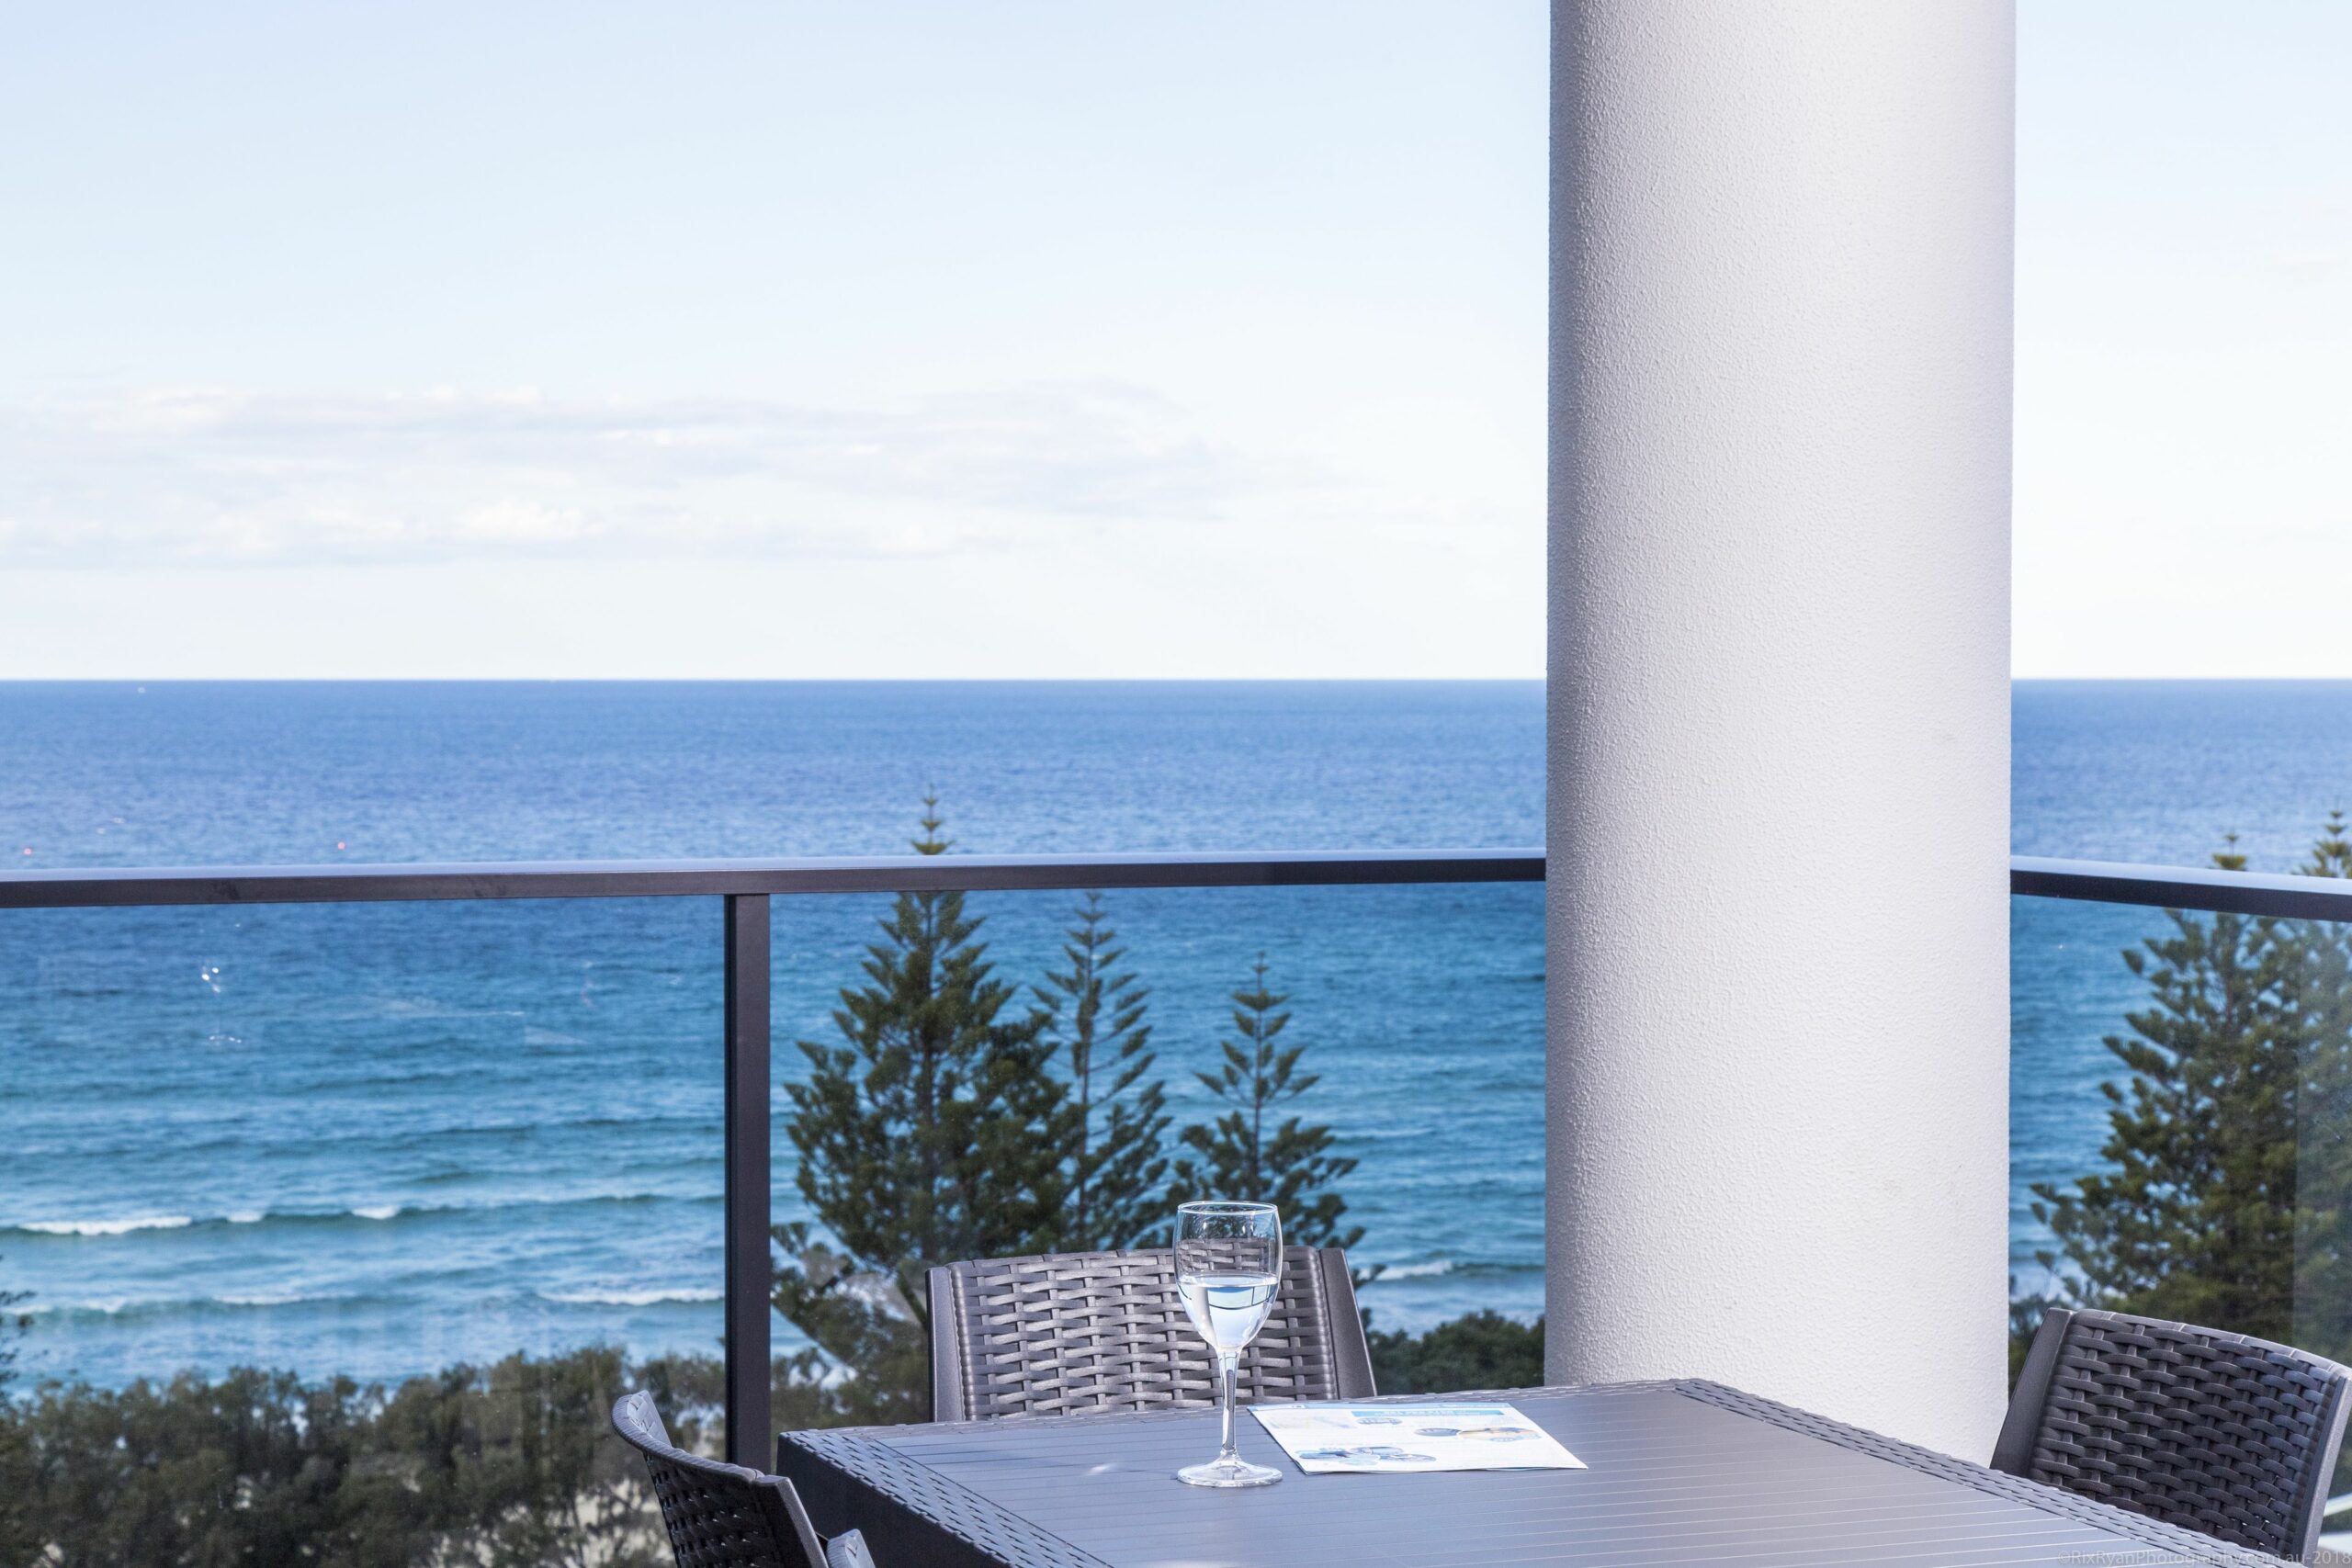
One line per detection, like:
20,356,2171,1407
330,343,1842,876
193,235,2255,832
781,1379,2285,1568
1668,1380,2281,1567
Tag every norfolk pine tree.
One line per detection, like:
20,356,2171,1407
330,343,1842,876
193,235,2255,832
771,797,1075,1418
1169,954,1363,1256
1035,890,1171,1251
2030,818,2352,1361
0,1259,25,1400
2288,813,2352,1370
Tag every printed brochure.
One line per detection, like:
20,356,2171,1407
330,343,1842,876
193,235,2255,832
1250,1402,1586,1474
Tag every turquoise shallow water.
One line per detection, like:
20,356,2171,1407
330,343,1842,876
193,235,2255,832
4,679,2349,1387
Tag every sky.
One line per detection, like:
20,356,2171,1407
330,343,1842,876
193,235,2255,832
2013,1,2348,677
0,2,2342,680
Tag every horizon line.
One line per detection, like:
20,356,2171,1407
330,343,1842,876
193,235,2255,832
4,674,2352,686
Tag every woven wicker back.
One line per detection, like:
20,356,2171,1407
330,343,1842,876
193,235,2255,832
1993,1308,2352,1562
611,1392,840,1568
927,1245,1376,1422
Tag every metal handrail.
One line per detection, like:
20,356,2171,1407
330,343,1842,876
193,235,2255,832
7,850,2343,916
2010,855,2352,919
0,847,1545,909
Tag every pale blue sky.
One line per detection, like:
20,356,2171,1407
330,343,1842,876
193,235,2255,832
0,3,2342,677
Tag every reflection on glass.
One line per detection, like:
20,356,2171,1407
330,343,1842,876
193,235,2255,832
2016,835,2352,1490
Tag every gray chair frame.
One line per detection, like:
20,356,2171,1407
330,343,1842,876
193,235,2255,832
1994,1307,2352,1562
927,1244,1375,1423
612,1391,876,1568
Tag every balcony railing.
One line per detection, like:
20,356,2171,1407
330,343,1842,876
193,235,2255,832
2013,854,2352,919
1,846,2334,1470
0,846,1544,1464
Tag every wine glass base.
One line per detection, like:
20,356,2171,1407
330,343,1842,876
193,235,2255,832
1177,1456,1284,1488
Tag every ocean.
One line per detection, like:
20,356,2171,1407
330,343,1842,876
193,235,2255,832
4,679,2349,1390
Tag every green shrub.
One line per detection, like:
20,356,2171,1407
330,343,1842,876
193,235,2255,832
1366,1310,1545,1395
0,1346,766,1567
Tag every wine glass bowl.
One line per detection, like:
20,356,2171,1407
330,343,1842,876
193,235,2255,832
1174,1201,1285,1488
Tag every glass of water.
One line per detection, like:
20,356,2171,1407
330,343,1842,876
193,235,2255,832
1174,1200,1285,1488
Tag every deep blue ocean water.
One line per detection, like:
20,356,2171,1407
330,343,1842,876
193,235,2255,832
5,679,2350,1389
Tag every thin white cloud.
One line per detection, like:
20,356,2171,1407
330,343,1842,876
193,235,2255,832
0,382,1272,566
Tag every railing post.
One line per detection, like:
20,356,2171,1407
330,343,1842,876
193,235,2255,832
722,894,772,1468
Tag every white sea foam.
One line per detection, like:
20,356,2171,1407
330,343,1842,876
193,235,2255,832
17,1214,193,1237
33,1292,325,1316
1378,1259,1456,1279
539,1287,724,1307
23,1299,129,1316
21,1195,682,1235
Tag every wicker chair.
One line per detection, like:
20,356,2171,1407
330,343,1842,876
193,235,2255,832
926,1245,1375,1422
1994,1307,2352,1561
611,1392,876,1568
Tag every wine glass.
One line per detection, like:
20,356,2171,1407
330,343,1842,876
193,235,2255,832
1174,1200,1285,1487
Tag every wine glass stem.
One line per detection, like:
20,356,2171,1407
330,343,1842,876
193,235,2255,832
1217,1351,1239,1462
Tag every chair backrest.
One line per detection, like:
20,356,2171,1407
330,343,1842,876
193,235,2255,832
927,1245,1376,1422
611,1391,875,1568
1993,1307,2352,1562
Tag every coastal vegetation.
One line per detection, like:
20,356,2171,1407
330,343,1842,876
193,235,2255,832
0,1346,707,1567
2019,815,2352,1406
770,800,1378,1415
0,1257,27,1398
1037,888,1173,1255
1170,956,1366,1260
768,796,1071,1425
1366,1310,1544,1394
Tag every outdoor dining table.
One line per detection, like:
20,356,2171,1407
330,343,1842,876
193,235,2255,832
777,1379,2286,1566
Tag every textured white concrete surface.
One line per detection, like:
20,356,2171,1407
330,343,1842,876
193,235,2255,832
1544,1,2015,1461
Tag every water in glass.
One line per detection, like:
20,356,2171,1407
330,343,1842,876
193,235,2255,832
1173,1201,1285,1488
1179,1272,1280,1353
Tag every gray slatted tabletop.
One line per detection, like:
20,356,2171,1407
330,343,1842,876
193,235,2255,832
778,1380,2285,1566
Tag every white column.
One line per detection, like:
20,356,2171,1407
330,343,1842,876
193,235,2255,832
1546,1,2014,1460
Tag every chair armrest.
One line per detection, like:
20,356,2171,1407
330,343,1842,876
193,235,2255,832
825,1528,877,1568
